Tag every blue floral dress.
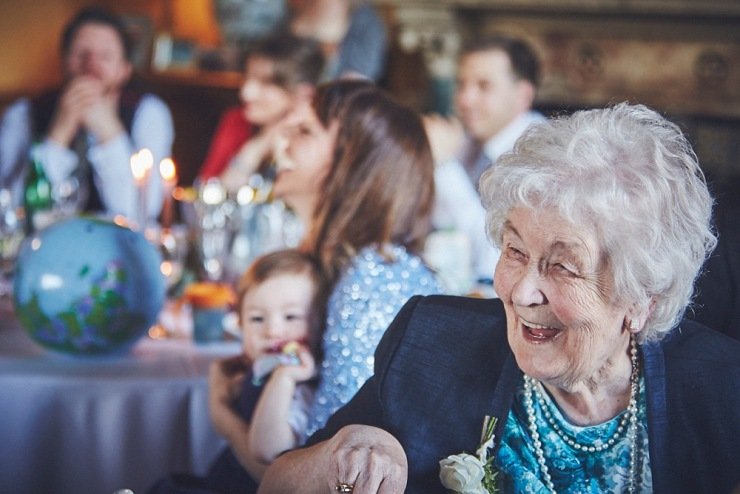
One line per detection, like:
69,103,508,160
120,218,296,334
496,377,653,493
303,245,442,439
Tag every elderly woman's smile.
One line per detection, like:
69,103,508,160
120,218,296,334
519,317,562,341
495,206,632,393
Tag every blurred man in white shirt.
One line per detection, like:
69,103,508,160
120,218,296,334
0,6,173,223
425,36,545,293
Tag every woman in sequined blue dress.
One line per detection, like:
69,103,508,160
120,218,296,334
270,80,443,439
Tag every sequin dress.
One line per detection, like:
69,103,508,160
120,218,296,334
303,245,442,439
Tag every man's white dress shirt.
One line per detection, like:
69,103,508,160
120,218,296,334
432,110,546,293
0,93,174,222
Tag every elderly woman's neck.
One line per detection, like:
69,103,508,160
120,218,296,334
541,353,634,426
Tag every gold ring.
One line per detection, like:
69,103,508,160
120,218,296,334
335,482,354,493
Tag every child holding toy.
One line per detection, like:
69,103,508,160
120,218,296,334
148,249,327,494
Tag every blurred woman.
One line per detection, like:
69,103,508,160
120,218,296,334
271,80,442,437
197,33,324,193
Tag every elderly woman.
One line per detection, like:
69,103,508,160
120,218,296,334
258,103,740,494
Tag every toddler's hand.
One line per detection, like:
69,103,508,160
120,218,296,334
274,344,316,383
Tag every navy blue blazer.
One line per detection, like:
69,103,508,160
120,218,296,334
689,180,740,341
308,295,740,493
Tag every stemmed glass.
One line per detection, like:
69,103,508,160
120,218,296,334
52,176,83,220
193,179,234,281
154,224,188,290
0,188,25,299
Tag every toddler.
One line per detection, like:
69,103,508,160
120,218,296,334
209,249,327,489
148,249,326,494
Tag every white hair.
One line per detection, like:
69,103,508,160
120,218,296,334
480,102,716,342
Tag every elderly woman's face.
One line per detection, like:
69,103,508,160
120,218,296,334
494,207,631,389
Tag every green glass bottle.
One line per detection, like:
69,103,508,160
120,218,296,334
24,146,53,233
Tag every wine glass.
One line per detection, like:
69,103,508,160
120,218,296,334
154,224,188,289
0,188,25,299
193,179,234,281
52,176,83,220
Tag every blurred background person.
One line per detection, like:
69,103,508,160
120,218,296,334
287,0,387,82
0,6,173,222
149,249,328,494
425,35,544,292
193,34,324,283
197,33,324,194
272,79,442,439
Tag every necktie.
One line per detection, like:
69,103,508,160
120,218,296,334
462,142,493,192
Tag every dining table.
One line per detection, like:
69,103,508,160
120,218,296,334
0,298,242,494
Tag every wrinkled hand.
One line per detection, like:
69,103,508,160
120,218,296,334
422,113,465,165
48,76,104,147
324,425,408,494
208,354,249,435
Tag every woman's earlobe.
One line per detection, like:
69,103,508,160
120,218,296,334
628,319,641,333
624,296,656,333
622,317,639,333
623,306,645,333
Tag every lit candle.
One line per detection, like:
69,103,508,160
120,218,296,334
159,158,177,230
130,149,154,231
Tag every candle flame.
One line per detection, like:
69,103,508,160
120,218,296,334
131,149,154,181
130,153,146,181
160,260,174,277
139,148,154,170
159,158,177,183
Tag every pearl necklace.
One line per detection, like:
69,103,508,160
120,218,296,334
523,337,641,494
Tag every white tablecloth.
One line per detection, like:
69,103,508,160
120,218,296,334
0,301,241,494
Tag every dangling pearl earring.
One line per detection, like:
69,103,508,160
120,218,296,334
629,319,639,332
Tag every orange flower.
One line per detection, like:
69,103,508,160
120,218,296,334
183,282,236,309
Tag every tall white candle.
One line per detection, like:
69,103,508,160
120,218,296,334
159,158,177,230
130,149,154,231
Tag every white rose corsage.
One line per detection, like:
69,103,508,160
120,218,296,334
439,415,500,494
